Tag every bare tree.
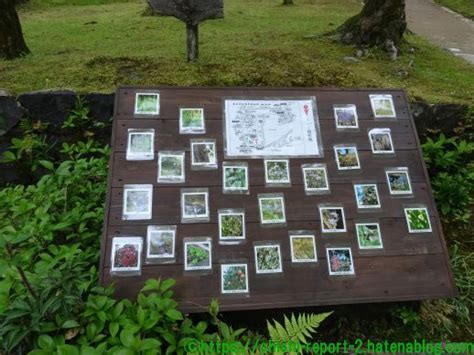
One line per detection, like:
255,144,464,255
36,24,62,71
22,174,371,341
0,0,30,59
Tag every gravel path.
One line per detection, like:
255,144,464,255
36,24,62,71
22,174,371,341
406,0,474,64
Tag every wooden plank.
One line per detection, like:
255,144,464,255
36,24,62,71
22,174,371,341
113,119,417,152
115,87,411,120
102,254,455,312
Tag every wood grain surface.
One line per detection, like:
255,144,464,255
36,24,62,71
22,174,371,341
99,86,457,313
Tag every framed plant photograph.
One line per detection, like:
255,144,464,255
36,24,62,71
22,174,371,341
180,108,205,134
356,223,383,249
191,139,217,169
369,94,396,118
221,264,249,294
122,185,153,220
218,210,245,241
404,207,432,233
184,240,212,271
326,248,355,276
354,184,381,209
181,189,209,222
264,159,290,185
254,245,283,274
223,163,249,193
258,194,286,225
134,92,159,115
158,151,185,183
111,237,142,273
146,226,176,259
334,146,361,170
302,165,329,193
369,128,394,154
333,104,359,129
126,129,154,160
386,169,412,195
289,234,317,263
319,206,346,233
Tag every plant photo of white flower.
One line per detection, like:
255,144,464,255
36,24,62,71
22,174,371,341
126,130,154,160
319,206,346,233
354,184,381,209
302,165,329,192
333,104,359,129
122,184,153,220
370,94,396,118
134,93,160,115
254,245,283,274
264,159,290,184
386,169,412,195
369,128,394,154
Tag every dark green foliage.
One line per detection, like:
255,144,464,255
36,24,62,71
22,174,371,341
256,246,280,272
220,214,243,238
224,167,246,188
186,244,210,267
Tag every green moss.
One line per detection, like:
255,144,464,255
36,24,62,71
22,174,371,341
1,0,472,104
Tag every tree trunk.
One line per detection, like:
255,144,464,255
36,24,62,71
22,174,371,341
337,0,406,49
186,23,199,62
0,0,30,59
283,0,294,4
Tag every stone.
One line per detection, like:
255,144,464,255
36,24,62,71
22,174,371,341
0,94,24,136
343,56,359,63
18,89,76,127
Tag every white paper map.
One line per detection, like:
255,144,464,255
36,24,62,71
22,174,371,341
224,99,321,157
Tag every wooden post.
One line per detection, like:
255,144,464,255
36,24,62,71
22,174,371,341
186,24,199,62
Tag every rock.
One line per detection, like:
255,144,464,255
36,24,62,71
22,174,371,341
18,89,76,127
343,56,359,63
84,93,115,125
0,95,25,136
355,49,364,58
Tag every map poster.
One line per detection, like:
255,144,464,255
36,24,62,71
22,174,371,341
223,98,322,158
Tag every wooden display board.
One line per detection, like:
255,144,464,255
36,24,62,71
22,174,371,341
99,86,457,313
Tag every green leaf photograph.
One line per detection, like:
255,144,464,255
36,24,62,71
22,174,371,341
354,184,380,208
135,93,159,114
265,160,289,183
405,208,432,232
259,197,285,224
129,133,152,154
180,108,204,129
185,242,211,270
160,155,183,178
356,224,383,249
290,235,317,262
219,213,245,239
223,166,248,190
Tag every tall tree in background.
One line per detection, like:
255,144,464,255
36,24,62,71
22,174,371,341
336,0,406,55
0,0,30,59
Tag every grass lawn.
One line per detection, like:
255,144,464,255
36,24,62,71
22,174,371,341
435,0,474,19
0,0,473,104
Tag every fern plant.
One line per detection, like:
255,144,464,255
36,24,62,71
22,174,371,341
267,312,332,345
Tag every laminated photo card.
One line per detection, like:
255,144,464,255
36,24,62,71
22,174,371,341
146,225,176,261
319,206,346,233
333,104,359,129
334,145,361,170
191,139,218,170
356,223,383,249
222,162,249,194
254,244,283,274
122,184,153,220
386,168,413,195
126,129,154,161
302,164,329,194
354,184,381,209
258,194,286,226
369,128,395,154
289,233,317,263
184,239,212,271
221,264,249,294
218,209,246,242
180,108,205,134
134,92,160,115
370,94,396,118
326,248,355,276
404,207,432,233
110,237,143,275
158,151,185,183
181,188,210,223
264,159,291,186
